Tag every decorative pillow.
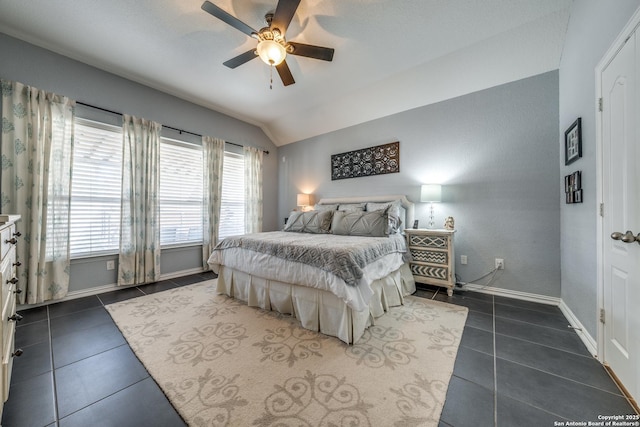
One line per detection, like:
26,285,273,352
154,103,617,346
337,203,365,212
366,201,403,234
284,210,333,233
313,203,338,211
331,209,389,237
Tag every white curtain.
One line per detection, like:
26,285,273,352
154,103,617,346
202,136,225,267
118,114,161,286
0,79,75,304
244,146,263,233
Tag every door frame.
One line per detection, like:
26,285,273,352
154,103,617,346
595,7,640,363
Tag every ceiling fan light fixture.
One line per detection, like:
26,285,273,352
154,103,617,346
257,39,286,65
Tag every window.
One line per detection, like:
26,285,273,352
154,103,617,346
219,151,245,239
69,118,244,256
159,138,204,246
69,119,123,257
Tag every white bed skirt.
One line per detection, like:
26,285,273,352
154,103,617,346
216,263,416,344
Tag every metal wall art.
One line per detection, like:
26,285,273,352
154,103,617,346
331,141,399,180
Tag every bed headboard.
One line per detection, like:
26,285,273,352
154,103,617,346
316,194,415,230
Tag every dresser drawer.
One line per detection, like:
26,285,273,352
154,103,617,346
0,224,14,261
2,295,16,357
2,256,18,355
1,253,16,311
2,331,15,402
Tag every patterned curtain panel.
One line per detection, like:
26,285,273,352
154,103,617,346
118,114,161,286
202,136,224,268
244,146,263,234
1,79,75,304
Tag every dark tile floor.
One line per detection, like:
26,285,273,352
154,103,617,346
422,286,638,426
2,275,636,426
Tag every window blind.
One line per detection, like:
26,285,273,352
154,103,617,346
219,152,245,239
159,138,204,246
69,119,123,257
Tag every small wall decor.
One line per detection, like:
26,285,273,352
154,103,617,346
331,141,399,180
565,170,583,204
444,216,455,230
564,118,582,165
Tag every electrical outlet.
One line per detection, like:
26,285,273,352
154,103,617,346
460,255,468,265
107,260,115,270
495,258,504,270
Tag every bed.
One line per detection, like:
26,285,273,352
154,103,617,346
207,195,416,344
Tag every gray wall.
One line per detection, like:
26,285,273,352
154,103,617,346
0,32,279,293
279,71,561,297
559,1,640,337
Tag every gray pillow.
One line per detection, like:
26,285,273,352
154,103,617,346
337,203,365,212
331,209,388,237
284,210,333,233
366,201,403,234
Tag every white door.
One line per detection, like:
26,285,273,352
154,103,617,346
601,30,640,402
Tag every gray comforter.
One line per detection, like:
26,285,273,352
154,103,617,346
212,231,408,286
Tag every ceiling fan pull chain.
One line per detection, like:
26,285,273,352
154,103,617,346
270,64,273,90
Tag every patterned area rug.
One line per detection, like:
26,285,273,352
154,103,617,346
106,280,468,426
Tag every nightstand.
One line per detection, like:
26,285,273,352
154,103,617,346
405,228,456,296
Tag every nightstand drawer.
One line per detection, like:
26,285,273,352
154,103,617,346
410,248,448,265
410,263,449,281
408,233,449,249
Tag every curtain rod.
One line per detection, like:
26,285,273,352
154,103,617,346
76,101,269,155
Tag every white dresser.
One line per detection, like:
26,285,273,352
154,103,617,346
405,228,456,296
0,215,21,418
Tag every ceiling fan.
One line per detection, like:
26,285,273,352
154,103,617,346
201,0,334,87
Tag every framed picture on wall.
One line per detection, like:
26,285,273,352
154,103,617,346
574,189,583,203
571,170,581,191
564,118,582,165
564,170,583,204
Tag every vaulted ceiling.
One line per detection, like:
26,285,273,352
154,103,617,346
0,0,572,146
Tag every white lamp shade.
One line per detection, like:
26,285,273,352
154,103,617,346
420,184,442,202
297,193,312,206
257,40,286,65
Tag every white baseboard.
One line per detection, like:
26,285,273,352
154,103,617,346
158,267,205,281
558,300,598,358
17,267,207,310
461,283,561,306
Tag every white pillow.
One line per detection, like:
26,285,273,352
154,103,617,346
313,203,338,211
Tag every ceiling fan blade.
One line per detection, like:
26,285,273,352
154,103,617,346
223,49,258,69
287,42,334,61
276,61,295,86
201,1,257,38
271,0,301,34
